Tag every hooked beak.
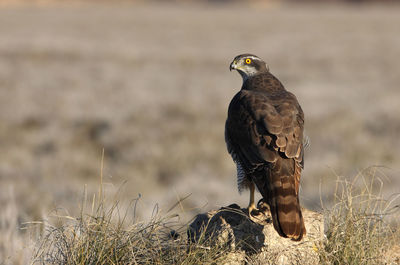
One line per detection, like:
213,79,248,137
229,61,237,71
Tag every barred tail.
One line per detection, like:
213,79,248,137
253,159,306,241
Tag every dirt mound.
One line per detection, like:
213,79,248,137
188,204,324,264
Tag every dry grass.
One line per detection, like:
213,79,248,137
30,153,234,264
28,167,400,264
319,167,400,264
31,187,234,264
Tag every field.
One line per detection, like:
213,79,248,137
0,2,400,264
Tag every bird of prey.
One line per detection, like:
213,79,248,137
225,54,306,241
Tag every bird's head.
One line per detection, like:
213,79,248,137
229,54,269,80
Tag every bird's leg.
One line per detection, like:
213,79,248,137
247,182,257,215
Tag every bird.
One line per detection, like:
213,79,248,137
225,54,306,241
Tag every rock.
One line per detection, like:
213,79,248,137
188,204,324,265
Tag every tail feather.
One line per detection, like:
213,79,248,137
253,158,306,240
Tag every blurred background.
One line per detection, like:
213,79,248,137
1,0,399,263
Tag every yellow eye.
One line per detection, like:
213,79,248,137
245,58,252,64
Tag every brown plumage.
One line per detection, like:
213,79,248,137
225,54,306,240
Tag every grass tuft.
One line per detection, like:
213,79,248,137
31,166,400,264
319,167,400,265
31,187,233,265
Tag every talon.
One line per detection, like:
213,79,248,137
257,199,269,212
248,203,259,216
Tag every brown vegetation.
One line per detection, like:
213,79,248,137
30,172,399,264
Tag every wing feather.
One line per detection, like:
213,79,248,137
226,89,304,170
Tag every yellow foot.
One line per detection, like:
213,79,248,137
247,204,260,216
